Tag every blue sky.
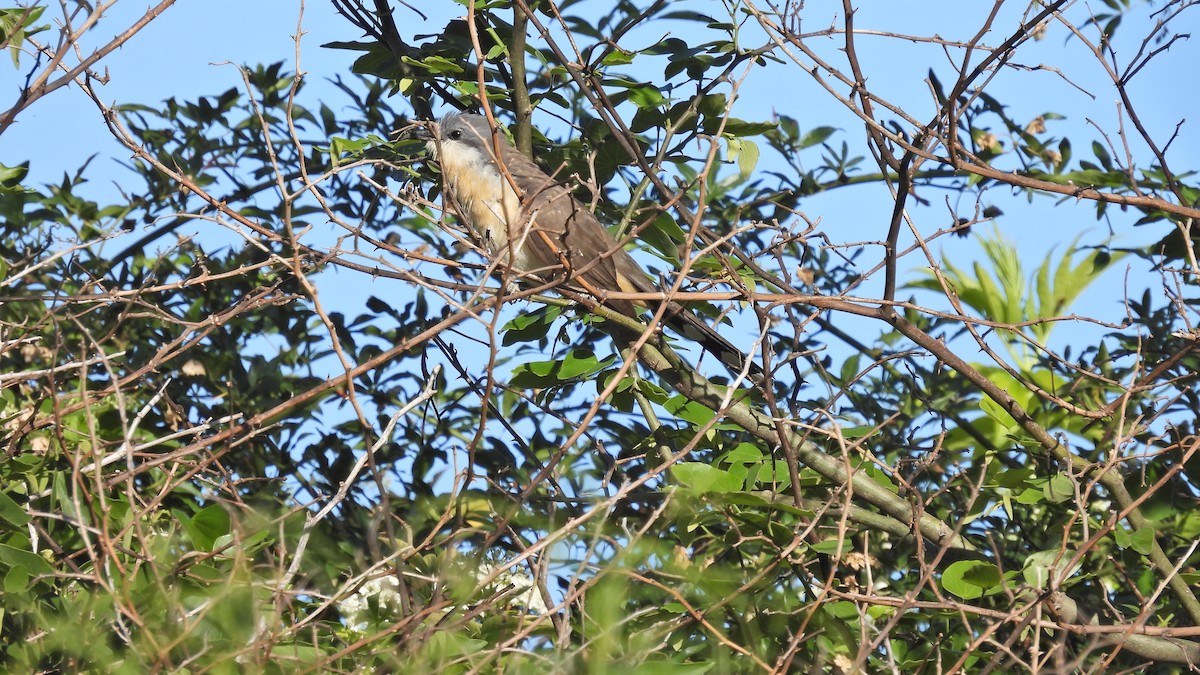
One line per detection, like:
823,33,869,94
4,0,1196,400
5,1,356,183
8,1,1192,245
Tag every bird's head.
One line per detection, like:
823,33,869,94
415,112,508,169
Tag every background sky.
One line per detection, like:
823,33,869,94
3,0,1196,391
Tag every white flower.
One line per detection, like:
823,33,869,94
181,359,206,377
339,575,404,632
476,562,549,615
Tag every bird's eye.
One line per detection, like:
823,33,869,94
448,130,463,140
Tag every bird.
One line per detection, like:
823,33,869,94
414,111,762,382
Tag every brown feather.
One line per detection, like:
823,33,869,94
429,113,762,380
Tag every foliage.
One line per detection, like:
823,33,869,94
1,0,1199,671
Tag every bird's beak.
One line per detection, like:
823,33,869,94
396,121,434,142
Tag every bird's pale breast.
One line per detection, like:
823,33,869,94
435,144,534,271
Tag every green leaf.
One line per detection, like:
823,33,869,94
509,350,616,388
1042,474,1074,503
1,5,48,67
631,377,670,403
1113,527,1132,549
725,137,760,182
697,93,727,120
626,84,667,109
558,349,610,379
992,468,1035,489
1092,140,1113,171
1014,487,1045,505
188,564,228,583
400,54,464,75
671,462,741,493
4,564,29,592
863,463,899,493
722,119,776,137
484,41,507,61
928,69,946,106
270,643,326,664
1129,528,1155,555
426,631,488,660
600,50,635,66
502,306,562,345
0,161,30,187
0,543,53,576
810,538,850,556
1023,549,1080,589
840,425,873,439
329,135,374,166
979,393,1018,430
0,489,30,527
659,11,716,22
798,126,837,149
637,213,686,260
664,395,716,427
720,442,765,464
941,560,1002,599
508,360,562,389
178,504,231,552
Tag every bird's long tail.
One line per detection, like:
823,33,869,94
661,306,764,383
